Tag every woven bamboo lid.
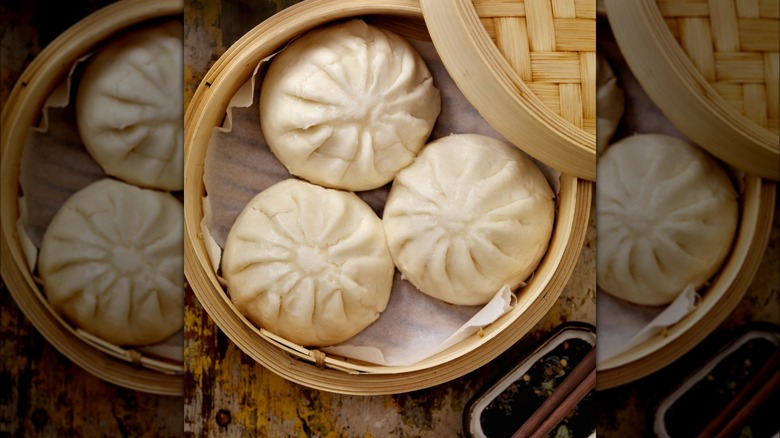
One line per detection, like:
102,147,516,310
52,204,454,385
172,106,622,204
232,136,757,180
0,0,183,395
605,0,780,180
420,0,596,181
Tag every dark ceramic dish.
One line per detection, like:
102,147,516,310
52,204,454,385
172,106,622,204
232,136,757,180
464,322,597,438
655,323,780,438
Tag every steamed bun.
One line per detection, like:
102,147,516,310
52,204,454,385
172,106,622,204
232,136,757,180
76,21,183,191
259,19,441,191
597,53,624,152
221,179,394,346
383,134,555,306
597,134,739,305
38,179,184,346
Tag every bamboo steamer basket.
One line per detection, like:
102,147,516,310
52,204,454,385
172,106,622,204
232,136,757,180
184,0,593,395
605,0,779,181
598,0,778,388
0,0,183,396
597,176,775,389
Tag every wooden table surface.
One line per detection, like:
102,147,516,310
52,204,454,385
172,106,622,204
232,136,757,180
181,1,597,436
0,1,183,436
2,1,775,436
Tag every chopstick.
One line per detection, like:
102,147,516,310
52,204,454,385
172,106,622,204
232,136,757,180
697,347,780,438
716,368,780,437
512,347,596,438
529,367,596,438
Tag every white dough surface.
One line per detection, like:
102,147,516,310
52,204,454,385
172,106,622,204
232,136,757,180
597,134,739,305
259,19,441,191
222,179,394,347
38,179,184,346
76,21,183,191
383,134,555,306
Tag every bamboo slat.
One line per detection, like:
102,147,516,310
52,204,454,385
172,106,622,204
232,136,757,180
421,0,596,181
759,0,779,18
662,1,779,133
473,0,598,142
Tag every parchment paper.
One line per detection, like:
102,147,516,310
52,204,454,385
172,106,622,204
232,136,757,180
202,34,560,367
597,286,699,363
17,53,184,368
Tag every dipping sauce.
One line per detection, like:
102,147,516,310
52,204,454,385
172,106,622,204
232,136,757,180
479,338,595,438
663,338,779,437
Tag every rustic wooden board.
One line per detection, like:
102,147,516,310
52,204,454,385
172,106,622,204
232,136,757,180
1,282,183,436
0,1,183,435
